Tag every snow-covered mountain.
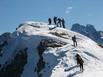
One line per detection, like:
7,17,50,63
0,21,103,77
71,23,103,44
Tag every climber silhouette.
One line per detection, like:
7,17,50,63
48,18,52,25
72,35,77,47
57,18,62,27
75,54,84,72
53,16,57,25
61,18,65,28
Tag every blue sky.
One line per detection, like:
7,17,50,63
0,0,103,34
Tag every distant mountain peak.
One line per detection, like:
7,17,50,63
71,23,103,44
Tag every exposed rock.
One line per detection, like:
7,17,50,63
0,48,28,77
37,41,46,77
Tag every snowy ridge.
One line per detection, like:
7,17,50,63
0,21,103,77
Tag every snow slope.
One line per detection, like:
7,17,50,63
0,21,103,77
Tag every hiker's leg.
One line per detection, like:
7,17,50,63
74,42,75,47
75,41,77,47
73,42,75,47
81,64,84,72
80,64,83,72
80,64,81,71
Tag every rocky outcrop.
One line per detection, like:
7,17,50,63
0,32,11,43
0,48,28,77
36,40,46,77
0,32,11,56
36,38,67,77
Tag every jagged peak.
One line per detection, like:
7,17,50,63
86,24,96,32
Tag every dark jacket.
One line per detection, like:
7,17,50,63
75,54,84,64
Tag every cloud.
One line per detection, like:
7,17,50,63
67,7,73,10
65,10,71,14
65,6,73,14
87,13,93,17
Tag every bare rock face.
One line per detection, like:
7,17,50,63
36,38,67,77
0,48,28,77
0,32,11,56
0,32,11,43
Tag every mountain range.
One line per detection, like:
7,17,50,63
71,23,103,44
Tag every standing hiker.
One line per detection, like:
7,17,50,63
48,18,52,25
57,18,62,27
72,35,77,47
53,16,57,25
75,54,84,72
61,18,65,28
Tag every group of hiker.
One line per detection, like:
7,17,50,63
48,16,66,28
72,35,84,72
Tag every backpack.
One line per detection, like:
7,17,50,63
72,37,74,41
76,54,84,64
